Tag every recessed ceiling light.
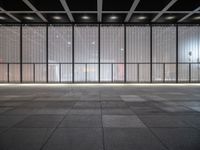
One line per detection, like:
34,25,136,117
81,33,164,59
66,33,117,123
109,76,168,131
53,16,62,20
120,48,124,51
67,42,71,45
193,16,200,20
82,16,90,20
138,16,146,20
0,16,6,20
165,16,175,20
24,16,34,20
91,41,95,45
110,16,118,20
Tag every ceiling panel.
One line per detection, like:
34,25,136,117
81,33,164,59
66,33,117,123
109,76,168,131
135,0,171,11
29,0,64,11
130,13,156,23
73,14,97,22
66,0,97,11
169,0,200,11
155,13,187,23
42,13,69,23
12,13,44,22
0,0,31,11
102,14,126,22
0,14,17,22
103,0,134,11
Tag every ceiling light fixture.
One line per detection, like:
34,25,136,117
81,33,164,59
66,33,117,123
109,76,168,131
91,41,95,45
0,16,6,20
82,16,90,20
165,16,175,20
24,16,34,20
110,16,118,20
193,16,200,20
67,42,71,45
53,16,62,20
138,16,146,20
120,48,124,51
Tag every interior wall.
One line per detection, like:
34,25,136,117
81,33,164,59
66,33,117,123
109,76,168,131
0,24,199,83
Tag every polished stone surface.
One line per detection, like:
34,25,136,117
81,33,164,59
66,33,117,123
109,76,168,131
0,84,200,150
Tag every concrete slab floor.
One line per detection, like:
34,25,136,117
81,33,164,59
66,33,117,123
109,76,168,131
0,84,200,150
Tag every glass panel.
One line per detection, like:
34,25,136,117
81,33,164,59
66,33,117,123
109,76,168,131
165,64,176,82
139,64,150,82
126,26,150,63
48,25,72,63
9,64,20,82
178,26,199,63
178,64,189,82
0,64,8,82
35,64,46,82
61,64,72,82
191,64,200,82
86,64,98,82
152,26,176,63
0,26,20,63
113,64,124,82
74,64,86,82
48,64,60,82
152,64,163,82
22,64,34,82
100,25,124,63
127,64,138,82
75,25,98,63
100,64,112,82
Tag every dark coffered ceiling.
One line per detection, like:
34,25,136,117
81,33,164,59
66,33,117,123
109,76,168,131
0,0,199,23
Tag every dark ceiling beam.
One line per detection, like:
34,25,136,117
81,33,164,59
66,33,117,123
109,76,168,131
178,6,200,22
0,7,21,22
22,0,47,22
125,0,141,22
152,0,178,22
0,11,199,14
97,0,103,22
59,0,74,22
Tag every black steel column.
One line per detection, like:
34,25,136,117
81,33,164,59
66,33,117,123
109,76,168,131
124,24,126,83
20,24,22,83
7,64,9,83
72,24,75,83
46,25,48,83
150,25,152,83
189,63,191,83
176,25,178,83
163,63,165,83
98,24,100,83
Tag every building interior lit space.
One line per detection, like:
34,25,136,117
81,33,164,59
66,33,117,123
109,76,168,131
0,0,200,150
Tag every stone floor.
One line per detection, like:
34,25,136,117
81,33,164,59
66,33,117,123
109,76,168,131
0,84,200,150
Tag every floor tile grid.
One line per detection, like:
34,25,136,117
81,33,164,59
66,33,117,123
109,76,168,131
135,114,171,150
122,97,171,150
39,103,75,150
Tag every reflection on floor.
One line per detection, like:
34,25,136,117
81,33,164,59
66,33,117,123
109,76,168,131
0,84,200,150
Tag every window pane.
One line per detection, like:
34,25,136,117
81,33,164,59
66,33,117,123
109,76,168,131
75,25,98,63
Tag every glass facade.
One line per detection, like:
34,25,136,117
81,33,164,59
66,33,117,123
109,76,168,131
0,24,199,83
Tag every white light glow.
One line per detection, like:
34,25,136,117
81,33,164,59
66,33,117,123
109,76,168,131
193,16,200,20
67,41,71,45
165,16,175,20
82,16,90,20
120,48,124,51
110,16,118,20
0,16,6,20
91,41,95,45
24,16,34,20
138,16,146,20
53,16,62,20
